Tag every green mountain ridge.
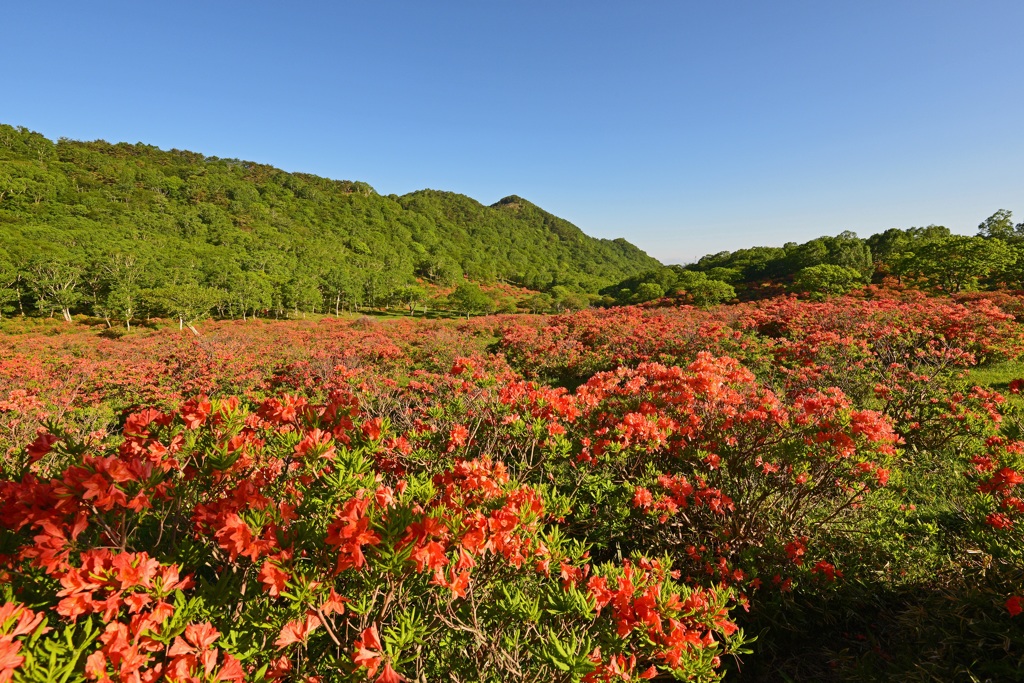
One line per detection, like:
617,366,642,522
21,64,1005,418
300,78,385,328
0,123,659,318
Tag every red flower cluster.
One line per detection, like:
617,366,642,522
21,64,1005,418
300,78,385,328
0,602,47,683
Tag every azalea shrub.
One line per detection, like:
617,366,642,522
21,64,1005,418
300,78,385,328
2,290,1024,681
0,391,745,682
965,401,1024,616
566,356,898,587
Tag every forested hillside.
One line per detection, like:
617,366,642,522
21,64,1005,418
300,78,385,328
0,124,658,321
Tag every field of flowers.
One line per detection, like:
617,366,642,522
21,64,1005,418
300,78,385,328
2,288,1023,682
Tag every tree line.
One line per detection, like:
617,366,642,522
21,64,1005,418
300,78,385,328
603,213,1024,304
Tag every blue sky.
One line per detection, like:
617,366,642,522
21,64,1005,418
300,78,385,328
3,1,1022,262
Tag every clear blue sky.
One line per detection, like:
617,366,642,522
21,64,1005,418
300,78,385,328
3,1,1023,263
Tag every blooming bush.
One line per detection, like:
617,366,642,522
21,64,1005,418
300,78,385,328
2,289,1023,680
0,391,745,682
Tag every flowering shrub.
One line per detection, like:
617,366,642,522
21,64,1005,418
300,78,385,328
498,292,1023,391
0,392,745,682
2,289,1023,680
565,354,899,590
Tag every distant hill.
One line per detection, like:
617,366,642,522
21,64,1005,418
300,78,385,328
0,124,659,318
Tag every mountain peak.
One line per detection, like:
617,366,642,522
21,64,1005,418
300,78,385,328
492,195,532,212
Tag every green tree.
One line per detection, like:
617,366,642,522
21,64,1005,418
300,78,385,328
28,259,82,322
395,284,429,315
827,231,873,277
283,274,323,317
417,255,464,286
673,271,736,306
633,282,666,303
0,286,17,318
977,209,1017,240
321,265,360,315
105,286,141,330
867,225,950,283
0,168,15,204
909,236,1017,292
992,243,1024,288
550,285,589,312
449,283,494,318
147,283,222,334
705,267,742,283
523,292,553,313
686,278,736,307
0,253,19,318
99,252,146,327
228,271,274,320
495,296,519,314
792,264,865,299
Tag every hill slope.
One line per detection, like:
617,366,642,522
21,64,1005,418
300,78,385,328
0,124,659,316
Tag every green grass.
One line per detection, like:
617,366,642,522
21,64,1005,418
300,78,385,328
968,358,1024,406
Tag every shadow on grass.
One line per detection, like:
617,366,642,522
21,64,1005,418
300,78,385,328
731,570,1024,682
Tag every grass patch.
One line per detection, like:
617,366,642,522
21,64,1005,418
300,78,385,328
968,358,1024,406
